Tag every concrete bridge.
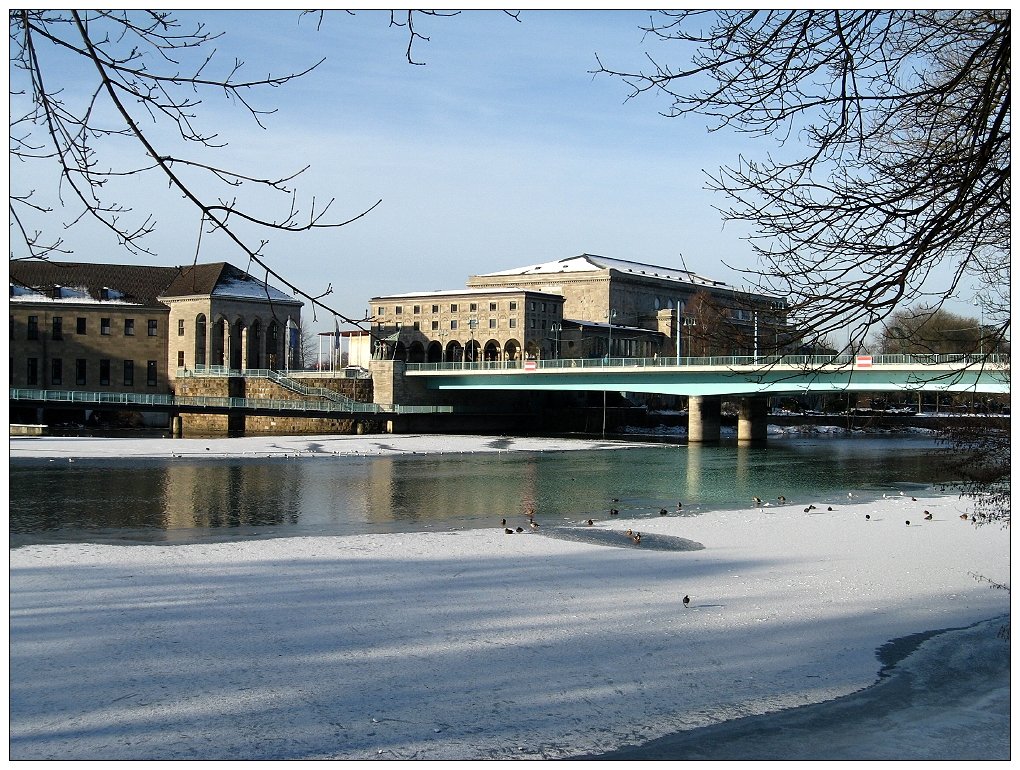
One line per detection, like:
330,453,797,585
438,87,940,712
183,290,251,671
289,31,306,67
404,353,1009,442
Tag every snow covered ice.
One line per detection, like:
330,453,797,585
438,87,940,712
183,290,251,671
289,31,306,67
8,434,1011,760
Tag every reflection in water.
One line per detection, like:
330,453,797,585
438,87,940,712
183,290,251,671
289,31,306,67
10,436,958,546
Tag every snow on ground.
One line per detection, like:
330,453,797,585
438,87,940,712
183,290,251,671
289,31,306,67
8,433,648,460
8,434,1012,761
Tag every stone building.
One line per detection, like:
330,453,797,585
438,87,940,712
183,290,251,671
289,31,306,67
363,287,567,363
467,253,790,358
10,260,303,426
358,254,790,365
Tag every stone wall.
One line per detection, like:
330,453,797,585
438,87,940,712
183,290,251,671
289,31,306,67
174,375,379,436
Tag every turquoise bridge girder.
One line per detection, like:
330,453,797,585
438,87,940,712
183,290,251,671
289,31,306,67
405,354,1010,398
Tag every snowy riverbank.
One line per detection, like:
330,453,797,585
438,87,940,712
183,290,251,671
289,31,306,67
8,434,1011,760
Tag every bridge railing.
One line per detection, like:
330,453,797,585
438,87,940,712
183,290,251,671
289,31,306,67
10,388,384,414
10,388,458,415
406,352,1007,372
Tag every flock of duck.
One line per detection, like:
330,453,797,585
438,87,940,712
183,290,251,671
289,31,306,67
502,498,692,544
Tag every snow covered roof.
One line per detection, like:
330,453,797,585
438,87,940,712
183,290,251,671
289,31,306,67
372,286,564,301
474,253,735,290
8,260,300,307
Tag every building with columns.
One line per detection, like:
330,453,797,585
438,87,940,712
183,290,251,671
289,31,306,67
467,253,790,358
9,261,303,399
357,254,791,365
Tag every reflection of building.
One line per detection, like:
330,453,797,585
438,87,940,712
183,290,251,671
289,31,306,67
9,260,303,400
360,253,790,363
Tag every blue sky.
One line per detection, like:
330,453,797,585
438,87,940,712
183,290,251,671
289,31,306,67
10,10,986,342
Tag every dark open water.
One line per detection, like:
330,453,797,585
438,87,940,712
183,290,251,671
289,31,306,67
9,434,963,548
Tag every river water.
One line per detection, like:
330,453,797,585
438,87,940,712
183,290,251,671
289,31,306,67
9,433,966,548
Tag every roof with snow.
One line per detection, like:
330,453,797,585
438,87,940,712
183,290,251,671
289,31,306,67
472,253,736,290
372,286,564,301
9,260,299,307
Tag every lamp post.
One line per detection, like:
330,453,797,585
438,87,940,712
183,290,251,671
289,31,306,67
551,322,561,359
682,316,697,360
437,330,448,364
468,317,478,368
606,309,617,362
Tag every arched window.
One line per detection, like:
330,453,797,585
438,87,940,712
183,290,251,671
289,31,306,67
195,314,207,367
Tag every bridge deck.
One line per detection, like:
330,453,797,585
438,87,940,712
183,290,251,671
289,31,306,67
406,354,1009,397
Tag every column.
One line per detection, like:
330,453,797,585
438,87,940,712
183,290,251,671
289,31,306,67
737,396,769,444
687,395,721,443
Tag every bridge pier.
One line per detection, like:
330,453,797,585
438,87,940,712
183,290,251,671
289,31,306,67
737,396,769,444
687,395,721,443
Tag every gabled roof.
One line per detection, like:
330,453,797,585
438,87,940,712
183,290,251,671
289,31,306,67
161,262,298,303
9,261,180,307
9,260,299,307
472,253,735,290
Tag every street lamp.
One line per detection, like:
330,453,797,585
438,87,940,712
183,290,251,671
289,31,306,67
605,309,617,362
468,317,478,368
681,316,697,361
550,322,561,359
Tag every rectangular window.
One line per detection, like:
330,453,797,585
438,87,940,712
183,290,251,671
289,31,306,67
376,306,385,316
99,359,110,386
123,359,134,386
413,305,421,314
509,318,517,328
27,316,38,340
412,321,420,331
489,318,497,329
147,319,158,336
178,319,185,336
450,304,458,312
394,305,402,315
76,317,87,335
469,302,477,312
431,304,439,313
450,320,458,330
50,358,62,385
509,301,518,311
541,319,547,330
124,319,135,336
76,359,87,385
489,302,497,311
147,360,157,386
177,351,185,367
530,302,536,311
51,316,63,340
101,318,111,335
27,358,38,385
431,320,439,331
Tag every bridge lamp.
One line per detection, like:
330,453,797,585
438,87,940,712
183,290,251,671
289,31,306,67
468,317,478,367
606,309,617,361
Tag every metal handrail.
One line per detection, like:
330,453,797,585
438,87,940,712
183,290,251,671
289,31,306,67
7,388,444,415
176,366,363,408
406,352,1009,373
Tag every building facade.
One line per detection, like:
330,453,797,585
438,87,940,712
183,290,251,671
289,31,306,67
10,261,303,398
363,287,566,364
466,253,790,358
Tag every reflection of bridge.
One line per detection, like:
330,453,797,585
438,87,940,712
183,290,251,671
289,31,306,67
405,353,1009,442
